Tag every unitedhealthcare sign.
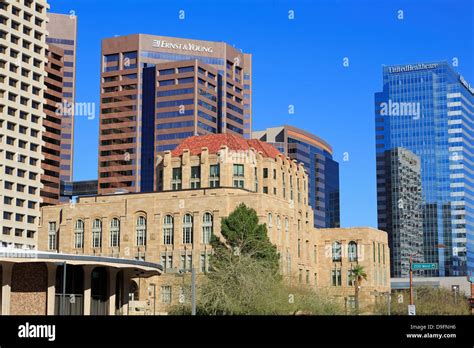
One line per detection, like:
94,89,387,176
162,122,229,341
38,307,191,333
152,39,214,53
388,63,439,73
460,75,474,95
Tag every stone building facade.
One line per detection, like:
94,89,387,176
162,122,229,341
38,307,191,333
38,134,390,314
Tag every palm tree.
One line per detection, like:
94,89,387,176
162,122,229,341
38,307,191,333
349,265,367,314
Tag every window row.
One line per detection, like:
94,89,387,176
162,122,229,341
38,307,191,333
332,241,359,262
48,213,214,250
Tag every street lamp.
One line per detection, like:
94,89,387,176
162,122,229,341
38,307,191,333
167,267,196,315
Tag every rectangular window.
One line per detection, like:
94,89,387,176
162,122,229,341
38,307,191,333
209,164,220,188
48,222,57,251
233,164,244,188
160,285,172,303
186,255,192,271
263,168,268,178
159,68,174,75
332,269,342,286
171,167,182,190
347,270,355,286
178,66,194,73
254,167,258,192
178,77,194,84
200,253,207,273
190,166,200,189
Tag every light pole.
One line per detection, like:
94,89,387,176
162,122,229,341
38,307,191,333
168,267,196,315
191,267,196,316
62,261,67,315
467,272,474,315
409,256,413,306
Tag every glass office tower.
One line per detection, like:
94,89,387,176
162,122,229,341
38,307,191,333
375,62,474,276
99,34,252,194
253,125,340,228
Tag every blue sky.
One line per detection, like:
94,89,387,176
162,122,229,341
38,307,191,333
49,0,473,228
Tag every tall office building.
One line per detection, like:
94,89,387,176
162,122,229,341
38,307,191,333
46,12,77,183
41,43,64,206
377,147,423,277
0,0,50,249
253,125,340,228
98,34,252,194
375,62,474,276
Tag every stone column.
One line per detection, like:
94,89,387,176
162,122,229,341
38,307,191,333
120,269,131,315
108,268,118,315
46,263,58,315
82,265,94,316
1,263,13,315
163,151,172,191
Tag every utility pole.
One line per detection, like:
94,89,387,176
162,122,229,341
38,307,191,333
61,261,67,316
191,268,196,316
468,272,474,315
387,293,391,316
409,256,413,306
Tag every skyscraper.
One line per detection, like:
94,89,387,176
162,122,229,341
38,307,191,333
253,125,340,228
98,34,252,195
0,0,50,249
46,12,77,184
377,147,423,277
375,62,474,276
41,43,64,206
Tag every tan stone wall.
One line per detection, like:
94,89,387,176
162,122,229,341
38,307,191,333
10,263,48,315
39,149,389,313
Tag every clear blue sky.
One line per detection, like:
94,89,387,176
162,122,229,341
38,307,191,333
49,0,474,228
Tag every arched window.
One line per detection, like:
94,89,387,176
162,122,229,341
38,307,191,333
163,215,174,245
110,218,120,247
267,213,273,227
284,218,289,231
277,215,281,229
202,213,213,244
74,219,84,249
332,241,342,261
92,219,102,248
136,216,146,246
183,214,193,244
348,241,358,262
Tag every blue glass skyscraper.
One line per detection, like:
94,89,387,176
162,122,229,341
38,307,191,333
375,62,474,276
253,125,340,228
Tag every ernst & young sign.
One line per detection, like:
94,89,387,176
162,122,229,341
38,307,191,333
152,39,214,53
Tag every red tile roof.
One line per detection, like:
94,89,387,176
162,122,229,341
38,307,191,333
171,134,282,159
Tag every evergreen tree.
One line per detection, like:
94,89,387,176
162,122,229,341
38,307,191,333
210,203,279,272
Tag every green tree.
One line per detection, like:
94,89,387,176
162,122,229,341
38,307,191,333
211,203,280,272
168,203,342,315
349,264,367,314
